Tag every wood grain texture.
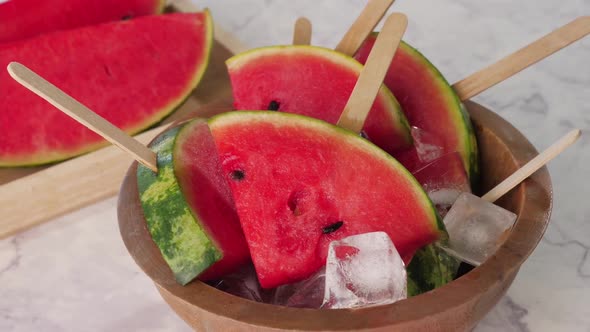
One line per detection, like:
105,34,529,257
293,17,312,45
119,102,552,331
337,13,407,132
453,16,590,100
334,0,394,56
0,2,238,239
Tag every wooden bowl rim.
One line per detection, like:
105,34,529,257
118,101,553,330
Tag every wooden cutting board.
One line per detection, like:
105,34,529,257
0,0,245,239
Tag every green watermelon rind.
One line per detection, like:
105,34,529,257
0,11,214,167
394,38,479,184
207,110,443,237
137,125,222,285
225,45,413,147
406,242,460,297
388,40,472,292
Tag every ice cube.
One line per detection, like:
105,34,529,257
394,127,446,174
412,152,471,218
440,192,517,266
411,127,444,163
272,268,326,308
323,232,407,309
211,264,265,302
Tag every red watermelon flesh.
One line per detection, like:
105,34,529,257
0,12,212,166
355,37,478,183
207,111,441,289
0,0,164,43
226,46,412,154
174,119,250,280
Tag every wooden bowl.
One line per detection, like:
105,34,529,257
118,101,552,331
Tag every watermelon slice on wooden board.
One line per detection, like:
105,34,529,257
0,12,213,167
226,46,413,154
355,37,478,184
206,111,442,289
0,0,165,43
137,120,249,285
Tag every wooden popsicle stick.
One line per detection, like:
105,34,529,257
337,13,407,132
7,62,158,173
335,0,395,56
453,16,590,101
482,129,581,203
293,17,312,45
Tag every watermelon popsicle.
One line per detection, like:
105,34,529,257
439,130,580,266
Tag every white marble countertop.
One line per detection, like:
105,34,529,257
1,0,589,331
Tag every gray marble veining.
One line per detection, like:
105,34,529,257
1,0,589,330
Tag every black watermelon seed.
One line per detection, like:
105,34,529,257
267,100,280,111
103,65,112,77
359,130,369,139
230,170,245,181
121,14,133,20
322,221,344,234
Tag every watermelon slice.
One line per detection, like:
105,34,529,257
226,46,412,154
0,0,165,43
174,119,251,281
0,12,212,166
137,120,249,285
206,111,442,289
355,37,478,183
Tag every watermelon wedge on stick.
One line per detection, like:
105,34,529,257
137,120,250,284
0,0,165,43
0,12,213,166
355,38,478,183
207,111,443,288
226,45,412,154
354,17,590,185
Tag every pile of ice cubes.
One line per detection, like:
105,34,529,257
214,232,408,309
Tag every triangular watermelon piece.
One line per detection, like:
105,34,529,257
206,112,442,289
0,0,165,43
226,46,412,154
137,119,250,285
174,119,251,281
355,37,478,184
0,12,212,166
